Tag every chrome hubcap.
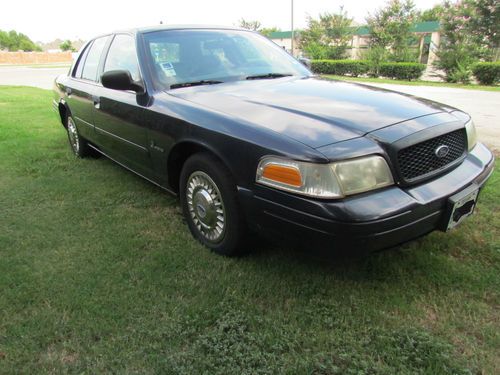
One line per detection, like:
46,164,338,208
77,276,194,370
186,171,225,243
67,117,79,154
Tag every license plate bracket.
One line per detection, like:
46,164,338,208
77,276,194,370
445,184,479,231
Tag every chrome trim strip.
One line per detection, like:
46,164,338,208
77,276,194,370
94,125,148,153
70,77,103,87
87,144,176,196
74,116,94,128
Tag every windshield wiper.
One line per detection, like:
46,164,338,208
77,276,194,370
170,80,223,89
245,73,293,80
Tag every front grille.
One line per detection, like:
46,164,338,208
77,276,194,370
397,129,466,182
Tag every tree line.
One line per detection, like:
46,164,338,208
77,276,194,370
0,30,41,52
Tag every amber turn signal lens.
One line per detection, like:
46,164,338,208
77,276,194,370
262,164,302,187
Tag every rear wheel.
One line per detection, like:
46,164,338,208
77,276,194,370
66,115,91,157
180,153,248,256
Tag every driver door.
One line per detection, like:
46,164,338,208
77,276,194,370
92,34,153,178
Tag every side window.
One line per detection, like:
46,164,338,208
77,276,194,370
81,37,108,82
73,43,91,78
104,35,140,81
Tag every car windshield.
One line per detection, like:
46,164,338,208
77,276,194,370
143,29,311,90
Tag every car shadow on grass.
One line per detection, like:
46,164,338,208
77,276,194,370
239,230,485,294
93,153,492,297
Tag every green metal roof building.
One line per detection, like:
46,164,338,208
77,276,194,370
268,21,441,64
268,21,440,39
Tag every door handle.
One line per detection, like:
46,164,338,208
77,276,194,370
92,96,100,109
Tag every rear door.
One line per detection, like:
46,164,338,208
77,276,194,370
92,33,153,178
66,36,110,142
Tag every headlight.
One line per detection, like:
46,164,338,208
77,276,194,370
256,155,393,199
332,156,394,195
465,119,477,151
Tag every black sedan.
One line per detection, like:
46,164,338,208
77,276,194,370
53,25,494,256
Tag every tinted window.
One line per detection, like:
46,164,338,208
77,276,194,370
104,34,140,81
81,36,108,81
73,43,91,78
143,30,310,90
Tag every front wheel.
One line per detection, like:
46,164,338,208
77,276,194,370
66,115,91,157
180,153,248,256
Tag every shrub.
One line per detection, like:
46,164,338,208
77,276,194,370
435,44,478,83
472,62,500,85
364,46,388,77
311,60,370,77
379,62,426,80
448,62,472,84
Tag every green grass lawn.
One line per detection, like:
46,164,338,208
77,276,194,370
0,86,499,374
323,75,500,92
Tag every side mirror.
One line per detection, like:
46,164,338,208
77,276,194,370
101,70,144,93
298,57,311,69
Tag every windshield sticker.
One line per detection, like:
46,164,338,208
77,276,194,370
161,62,176,77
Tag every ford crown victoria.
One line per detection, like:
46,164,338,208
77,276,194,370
53,26,494,256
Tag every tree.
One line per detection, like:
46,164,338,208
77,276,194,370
366,0,418,62
60,40,75,52
259,27,280,37
238,19,261,31
434,1,485,82
417,4,445,21
468,0,500,61
0,30,41,51
237,19,280,38
0,30,9,50
299,7,353,59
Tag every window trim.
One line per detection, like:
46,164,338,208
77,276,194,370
71,40,92,79
136,32,155,94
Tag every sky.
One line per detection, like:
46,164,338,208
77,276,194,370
1,0,441,43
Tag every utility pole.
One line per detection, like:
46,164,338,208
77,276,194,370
291,0,294,56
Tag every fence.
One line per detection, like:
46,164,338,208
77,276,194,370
0,51,73,65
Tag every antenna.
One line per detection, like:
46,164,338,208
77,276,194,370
291,0,294,56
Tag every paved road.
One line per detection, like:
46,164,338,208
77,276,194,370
359,82,500,152
1,66,498,151
0,65,68,90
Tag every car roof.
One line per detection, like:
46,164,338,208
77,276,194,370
113,24,248,36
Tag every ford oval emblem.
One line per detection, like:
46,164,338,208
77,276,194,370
435,145,450,158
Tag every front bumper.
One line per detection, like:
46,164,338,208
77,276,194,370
238,143,494,253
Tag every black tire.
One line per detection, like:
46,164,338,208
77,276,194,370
66,114,91,158
180,152,248,256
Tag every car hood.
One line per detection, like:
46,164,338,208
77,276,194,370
167,76,456,148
